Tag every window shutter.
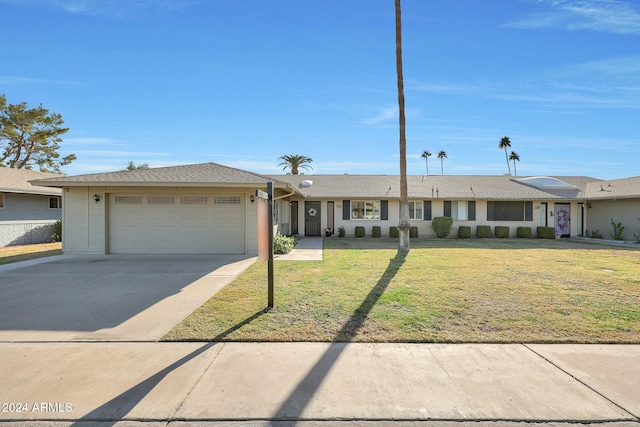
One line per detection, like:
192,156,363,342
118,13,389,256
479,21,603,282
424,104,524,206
423,201,432,220
525,201,533,221
444,201,452,217
381,200,388,220
343,200,350,220
468,201,476,221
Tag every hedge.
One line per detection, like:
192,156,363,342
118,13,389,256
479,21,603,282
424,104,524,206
431,216,453,238
372,226,382,238
458,225,471,239
410,226,418,238
476,225,492,238
355,226,365,238
389,226,399,238
495,226,510,238
517,227,532,238
537,226,556,239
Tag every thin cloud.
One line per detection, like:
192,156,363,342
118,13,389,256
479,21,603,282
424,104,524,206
0,74,82,86
361,107,397,125
509,0,640,35
0,0,203,18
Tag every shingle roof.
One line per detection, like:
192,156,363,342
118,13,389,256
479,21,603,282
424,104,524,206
585,176,640,200
33,162,284,188
0,167,63,196
269,174,602,201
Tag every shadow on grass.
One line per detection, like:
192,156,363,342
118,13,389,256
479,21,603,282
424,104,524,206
0,249,62,266
69,310,266,426
326,237,640,251
273,251,407,421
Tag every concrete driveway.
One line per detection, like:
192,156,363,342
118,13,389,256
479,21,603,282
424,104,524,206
0,254,255,342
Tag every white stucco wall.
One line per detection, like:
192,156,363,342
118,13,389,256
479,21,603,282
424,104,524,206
586,199,640,241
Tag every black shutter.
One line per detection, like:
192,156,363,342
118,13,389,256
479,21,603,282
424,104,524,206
468,201,476,221
343,200,350,220
444,201,452,217
380,200,388,220
525,201,533,221
423,201,432,220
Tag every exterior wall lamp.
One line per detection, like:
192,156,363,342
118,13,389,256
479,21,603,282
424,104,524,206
93,194,101,203
250,195,255,204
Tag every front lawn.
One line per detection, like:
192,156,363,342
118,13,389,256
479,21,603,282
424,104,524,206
0,242,62,265
163,239,640,343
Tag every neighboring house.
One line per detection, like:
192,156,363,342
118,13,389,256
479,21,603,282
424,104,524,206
33,162,638,255
584,176,640,241
0,168,63,247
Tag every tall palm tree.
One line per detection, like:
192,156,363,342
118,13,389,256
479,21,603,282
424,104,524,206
509,150,520,176
421,150,431,175
277,154,313,175
499,136,512,175
437,150,447,175
395,0,410,254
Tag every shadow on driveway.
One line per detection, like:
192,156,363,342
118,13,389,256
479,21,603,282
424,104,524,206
0,254,254,341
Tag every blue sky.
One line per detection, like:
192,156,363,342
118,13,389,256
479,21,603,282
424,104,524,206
2,0,638,179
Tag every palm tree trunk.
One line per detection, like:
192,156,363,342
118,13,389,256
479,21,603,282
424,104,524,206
395,0,410,254
504,149,511,175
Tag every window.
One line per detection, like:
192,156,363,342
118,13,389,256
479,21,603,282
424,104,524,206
443,201,475,220
351,200,380,220
180,196,207,205
423,201,432,220
148,196,175,204
408,201,423,220
214,196,241,204
49,197,61,209
487,201,533,221
115,196,142,204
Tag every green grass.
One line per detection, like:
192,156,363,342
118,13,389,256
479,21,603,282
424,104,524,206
0,242,62,265
163,238,640,343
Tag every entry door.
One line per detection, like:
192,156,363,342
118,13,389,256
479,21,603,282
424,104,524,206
305,201,321,236
554,203,571,237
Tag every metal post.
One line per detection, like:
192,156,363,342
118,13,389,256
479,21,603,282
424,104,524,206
267,182,274,309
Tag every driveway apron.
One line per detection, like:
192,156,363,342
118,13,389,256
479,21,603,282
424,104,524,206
0,254,255,342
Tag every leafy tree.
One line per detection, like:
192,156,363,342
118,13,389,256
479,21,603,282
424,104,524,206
124,161,150,171
395,0,410,254
509,150,520,176
278,154,313,175
0,94,75,173
499,136,512,175
437,150,447,175
421,150,431,175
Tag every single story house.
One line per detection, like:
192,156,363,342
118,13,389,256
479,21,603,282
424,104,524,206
1,168,63,247
583,176,640,241
33,162,639,255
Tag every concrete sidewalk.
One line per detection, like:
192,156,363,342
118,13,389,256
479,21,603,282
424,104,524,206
275,237,323,261
1,342,638,426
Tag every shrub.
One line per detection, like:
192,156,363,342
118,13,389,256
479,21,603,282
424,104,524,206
389,226,399,238
431,216,453,238
355,226,365,238
609,218,624,240
495,226,510,238
516,227,532,238
458,225,471,239
410,226,418,238
372,226,382,238
273,232,297,254
338,226,346,238
536,226,556,239
477,225,492,238
589,229,602,239
52,217,62,242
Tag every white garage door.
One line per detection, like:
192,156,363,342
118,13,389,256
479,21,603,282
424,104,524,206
108,194,246,254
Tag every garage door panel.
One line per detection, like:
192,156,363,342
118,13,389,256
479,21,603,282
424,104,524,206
108,193,245,254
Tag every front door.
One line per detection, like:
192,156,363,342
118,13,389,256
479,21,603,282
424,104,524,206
305,201,321,236
554,203,571,237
